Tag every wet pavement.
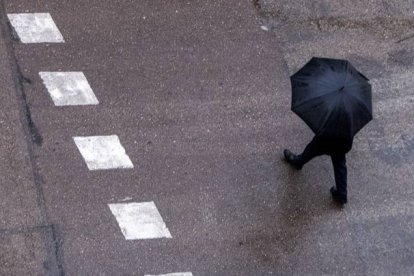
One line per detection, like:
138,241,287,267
0,0,413,275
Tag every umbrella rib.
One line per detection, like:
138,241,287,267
346,91,372,112
314,77,336,87
314,98,340,135
293,88,339,109
315,92,371,135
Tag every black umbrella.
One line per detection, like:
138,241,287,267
290,57,372,140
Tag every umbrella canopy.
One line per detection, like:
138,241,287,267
290,57,372,140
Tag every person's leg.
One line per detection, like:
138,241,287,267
296,137,325,165
330,154,348,204
284,136,325,169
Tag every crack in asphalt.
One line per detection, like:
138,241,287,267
14,61,43,146
2,14,42,146
396,33,414,44
0,2,64,275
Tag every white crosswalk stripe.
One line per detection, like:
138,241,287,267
145,273,193,276
10,5,188,274
39,72,99,106
7,13,64,43
73,135,133,170
109,202,172,240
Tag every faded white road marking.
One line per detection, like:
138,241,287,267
121,197,133,202
261,25,269,31
145,273,193,276
7,13,64,43
73,135,133,170
109,202,172,240
39,72,99,106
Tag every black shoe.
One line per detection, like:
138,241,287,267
283,149,303,170
330,187,347,205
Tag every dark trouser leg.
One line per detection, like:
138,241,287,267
297,137,325,166
331,154,347,199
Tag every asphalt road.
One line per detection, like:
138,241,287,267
0,0,414,275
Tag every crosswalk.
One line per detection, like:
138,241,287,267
7,13,64,43
6,2,414,275
108,201,172,240
73,135,134,170
145,273,193,276
39,71,99,106
8,11,192,276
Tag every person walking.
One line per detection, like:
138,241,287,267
286,57,373,206
284,136,352,205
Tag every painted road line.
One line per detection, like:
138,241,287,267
145,273,193,276
73,135,133,170
108,202,172,240
39,72,99,106
7,13,64,43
